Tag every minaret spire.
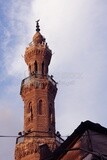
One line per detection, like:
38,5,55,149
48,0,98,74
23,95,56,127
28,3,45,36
36,19,40,32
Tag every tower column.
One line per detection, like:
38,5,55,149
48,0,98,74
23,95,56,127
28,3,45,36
15,21,60,160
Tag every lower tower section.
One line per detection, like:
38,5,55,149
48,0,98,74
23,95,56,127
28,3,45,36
15,134,57,160
15,74,60,160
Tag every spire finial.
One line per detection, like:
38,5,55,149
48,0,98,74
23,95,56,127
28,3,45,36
36,19,40,32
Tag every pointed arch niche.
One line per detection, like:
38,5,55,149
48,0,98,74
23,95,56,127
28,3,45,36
29,65,31,75
49,103,54,124
34,61,38,74
27,102,33,121
27,102,32,113
37,99,42,115
42,62,44,75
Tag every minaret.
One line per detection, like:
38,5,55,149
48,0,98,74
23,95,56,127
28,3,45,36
15,21,61,160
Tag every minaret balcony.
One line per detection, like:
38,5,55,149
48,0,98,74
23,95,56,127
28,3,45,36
20,73,57,95
21,74,57,86
16,131,64,146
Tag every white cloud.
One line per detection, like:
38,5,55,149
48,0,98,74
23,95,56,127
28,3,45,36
0,1,35,79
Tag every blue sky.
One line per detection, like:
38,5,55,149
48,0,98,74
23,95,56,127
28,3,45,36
1,0,107,159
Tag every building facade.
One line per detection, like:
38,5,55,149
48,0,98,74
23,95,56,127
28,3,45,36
15,21,63,160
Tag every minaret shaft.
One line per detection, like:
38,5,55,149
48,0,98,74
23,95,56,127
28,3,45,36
15,21,59,160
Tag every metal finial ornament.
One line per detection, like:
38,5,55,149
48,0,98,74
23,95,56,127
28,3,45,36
36,19,40,32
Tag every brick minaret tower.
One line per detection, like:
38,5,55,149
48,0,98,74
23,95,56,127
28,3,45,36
15,21,61,160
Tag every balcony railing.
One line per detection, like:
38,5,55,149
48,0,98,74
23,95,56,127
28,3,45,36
21,74,57,87
16,131,64,145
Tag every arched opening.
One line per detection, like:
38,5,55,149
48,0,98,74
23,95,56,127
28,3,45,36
28,102,32,113
34,61,38,74
27,102,33,120
42,62,44,75
29,65,31,75
49,104,53,124
37,100,42,115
